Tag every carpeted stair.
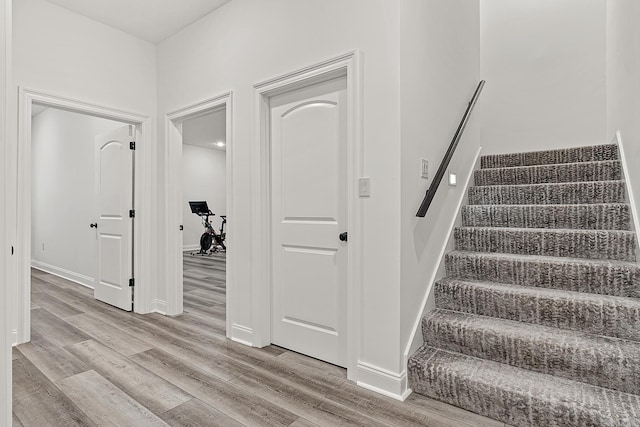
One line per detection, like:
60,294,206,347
408,143,640,427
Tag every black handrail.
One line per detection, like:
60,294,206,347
416,80,485,217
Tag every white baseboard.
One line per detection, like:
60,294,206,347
10,330,17,347
31,260,94,289
152,299,167,314
356,361,411,401
183,244,199,252
230,323,254,346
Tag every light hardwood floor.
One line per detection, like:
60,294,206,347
12,253,507,426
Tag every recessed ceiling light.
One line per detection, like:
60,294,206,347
216,141,225,147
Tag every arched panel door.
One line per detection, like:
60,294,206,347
270,78,348,367
94,125,134,311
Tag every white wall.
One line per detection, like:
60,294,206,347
31,108,124,286
399,0,481,366
480,0,607,154
11,0,157,337
157,0,404,394
606,0,640,228
182,144,226,250
13,0,156,114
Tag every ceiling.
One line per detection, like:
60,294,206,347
183,109,227,151
44,0,231,43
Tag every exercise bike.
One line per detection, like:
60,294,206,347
188,201,226,255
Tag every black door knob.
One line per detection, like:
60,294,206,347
90,223,98,228
339,232,348,242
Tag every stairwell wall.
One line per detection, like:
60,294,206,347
480,0,607,154
606,0,640,230
399,0,481,372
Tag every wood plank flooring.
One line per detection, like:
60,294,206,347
13,253,507,426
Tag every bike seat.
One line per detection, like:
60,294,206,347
220,215,226,220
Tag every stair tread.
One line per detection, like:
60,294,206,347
465,202,629,208
479,159,621,172
448,249,640,267
471,179,625,190
480,144,619,169
457,225,636,235
409,346,640,427
426,307,640,351
437,276,640,304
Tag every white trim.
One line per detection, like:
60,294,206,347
230,324,254,346
31,260,95,289
1,1,11,424
403,146,483,364
356,361,411,401
164,91,233,322
251,51,364,383
16,87,154,344
615,132,640,254
152,299,167,314
10,330,17,347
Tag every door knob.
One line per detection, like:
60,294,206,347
90,223,98,228
339,232,348,242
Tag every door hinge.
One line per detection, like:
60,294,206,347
129,278,135,287
130,141,136,150
129,209,135,218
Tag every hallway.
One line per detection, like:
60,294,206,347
12,254,505,426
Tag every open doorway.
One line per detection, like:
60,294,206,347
164,92,233,327
30,105,133,311
181,108,228,331
15,88,152,345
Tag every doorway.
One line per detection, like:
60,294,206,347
15,88,152,344
165,92,233,324
30,106,134,311
251,51,363,378
269,77,348,367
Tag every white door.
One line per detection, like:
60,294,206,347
94,125,134,311
270,78,348,367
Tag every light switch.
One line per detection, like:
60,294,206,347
359,177,371,197
448,172,457,186
421,158,429,179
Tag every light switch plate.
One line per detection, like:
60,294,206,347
359,177,371,197
448,172,457,186
421,158,428,179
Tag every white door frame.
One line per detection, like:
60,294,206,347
15,87,153,344
251,51,363,380
165,91,233,325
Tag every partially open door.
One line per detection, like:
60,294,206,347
94,125,134,311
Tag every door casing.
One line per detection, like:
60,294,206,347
251,51,363,381
14,88,153,344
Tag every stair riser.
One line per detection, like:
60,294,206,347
422,313,640,395
408,348,640,427
481,144,619,169
475,161,621,186
444,253,640,298
455,228,636,262
434,281,640,342
461,204,631,230
468,181,626,205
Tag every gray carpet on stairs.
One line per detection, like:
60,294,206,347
408,144,640,426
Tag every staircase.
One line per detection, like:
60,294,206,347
408,144,640,427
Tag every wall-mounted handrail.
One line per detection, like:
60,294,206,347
416,80,485,217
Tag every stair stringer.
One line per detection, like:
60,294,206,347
402,146,483,377
616,131,640,260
